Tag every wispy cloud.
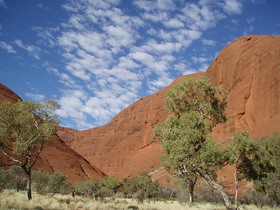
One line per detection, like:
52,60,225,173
35,0,246,129
0,41,16,53
25,93,45,102
0,0,7,9
221,0,242,15
14,39,41,60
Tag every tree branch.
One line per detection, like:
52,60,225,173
30,141,44,168
2,149,22,166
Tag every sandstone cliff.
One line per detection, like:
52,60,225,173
57,35,280,181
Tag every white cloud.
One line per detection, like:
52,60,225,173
25,93,45,102
47,67,78,88
0,0,7,8
221,0,242,15
202,39,217,46
181,2,225,31
192,56,208,63
14,39,41,60
163,18,184,28
0,41,16,53
39,0,247,129
56,89,87,121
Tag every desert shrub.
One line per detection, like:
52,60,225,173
32,169,49,192
84,179,100,197
130,174,159,201
242,188,271,208
156,184,178,199
196,184,223,204
99,186,114,198
0,167,7,191
75,179,100,197
120,178,135,198
48,172,71,195
100,176,121,196
177,188,190,204
74,181,87,196
7,165,27,191
118,174,159,201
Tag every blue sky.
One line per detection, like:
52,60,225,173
0,0,279,130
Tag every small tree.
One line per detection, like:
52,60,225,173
7,165,27,191
48,172,71,195
0,99,60,200
99,176,121,197
258,132,280,206
153,75,234,209
74,179,100,197
226,131,261,209
0,167,7,191
32,169,49,192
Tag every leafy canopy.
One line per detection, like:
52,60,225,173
0,99,60,156
154,75,227,176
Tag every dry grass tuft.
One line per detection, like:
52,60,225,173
0,190,279,210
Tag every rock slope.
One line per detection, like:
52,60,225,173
58,35,280,181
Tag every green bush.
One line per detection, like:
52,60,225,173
7,165,27,191
48,172,71,195
32,169,49,192
0,167,7,191
100,176,121,195
242,188,271,208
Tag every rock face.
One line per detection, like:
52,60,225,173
58,73,204,179
0,84,105,183
208,35,280,141
58,35,280,181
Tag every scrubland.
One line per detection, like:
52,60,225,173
0,190,278,210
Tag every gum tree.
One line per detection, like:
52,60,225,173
0,99,60,200
153,75,234,209
226,131,261,209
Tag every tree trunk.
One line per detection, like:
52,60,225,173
234,167,238,210
27,170,32,200
187,176,195,205
190,162,234,210
189,189,194,205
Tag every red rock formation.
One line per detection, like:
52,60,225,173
58,35,280,182
0,84,105,183
208,35,280,140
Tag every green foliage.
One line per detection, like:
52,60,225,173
32,169,49,192
48,172,71,195
153,75,228,205
100,176,121,194
154,75,227,175
242,187,271,208
119,174,159,200
257,132,280,205
0,167,7,191
0,99,60,156
7,165,27,191
0,99,60,200
226,131,262,181
74,179,100,197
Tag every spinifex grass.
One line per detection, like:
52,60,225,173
0,190,278,210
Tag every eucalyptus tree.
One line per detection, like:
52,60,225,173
0,99,60,200
226,131,261,209
153,75,234,209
